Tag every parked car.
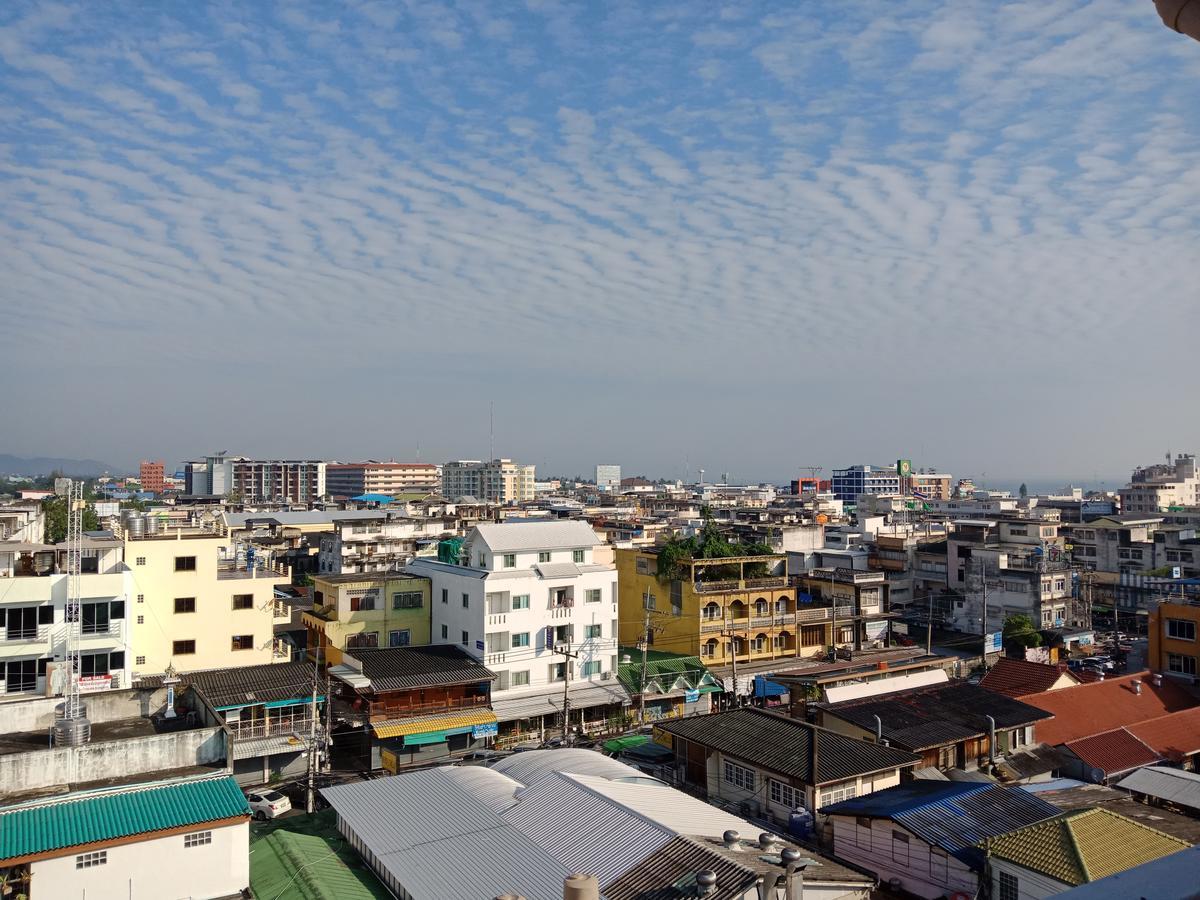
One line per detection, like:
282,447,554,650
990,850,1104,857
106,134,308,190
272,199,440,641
246,789,292,820
1080,656,1116,671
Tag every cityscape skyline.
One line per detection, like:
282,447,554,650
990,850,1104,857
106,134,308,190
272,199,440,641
3,2,1199,478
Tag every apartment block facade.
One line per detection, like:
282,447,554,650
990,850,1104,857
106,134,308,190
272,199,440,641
326,462,441,498
186,454,326,502
1149,600,1200,683
441,459,535,504
407,521,624,742
831,465,902,502
305,572,432,665
316,514,452,576
1120,454,1200,514
138,459,165,494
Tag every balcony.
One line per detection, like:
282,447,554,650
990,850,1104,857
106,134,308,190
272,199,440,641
366,694,490,721
0,625,51,653
228,714,314,741
217,563,283,580
80,619,124,642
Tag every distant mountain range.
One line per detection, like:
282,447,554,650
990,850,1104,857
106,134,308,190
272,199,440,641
0,454,126,477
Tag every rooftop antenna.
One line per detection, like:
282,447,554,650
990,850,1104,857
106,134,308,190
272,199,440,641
490,401,495,461
53,477,91,747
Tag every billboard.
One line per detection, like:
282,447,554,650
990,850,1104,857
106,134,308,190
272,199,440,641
985,632,1003,654
896,459,913,478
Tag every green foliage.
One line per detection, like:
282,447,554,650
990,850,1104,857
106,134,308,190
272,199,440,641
1003,613,1042,648
1018,482,1029,498
656,521,774,583
42,497,100,543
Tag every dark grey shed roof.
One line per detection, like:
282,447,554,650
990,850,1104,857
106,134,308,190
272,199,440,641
344,645,495,692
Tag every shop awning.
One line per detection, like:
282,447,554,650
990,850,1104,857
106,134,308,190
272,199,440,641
491,680,631,723
328,664,371,690
371,708,497,740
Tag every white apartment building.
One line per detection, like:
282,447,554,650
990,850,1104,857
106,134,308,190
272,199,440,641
189,453,326,503
326,461,441,498
595,464,621,491
442,459,535,504
1120,454,1200,514
0,500,45,542
0,535,132,697
317,514,454,576
407,520,627,743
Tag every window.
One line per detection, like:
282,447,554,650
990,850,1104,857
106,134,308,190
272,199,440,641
173,640,195,655
855,816,872,849
174,556,196,571
512,670,530,687
137,593,144,603
231,635,254,651
1168,653,1197,675
539,551,552,563
585,624,602,639
819,784,857,807
549,662,567,682
1167,619,1197,641
512,594,530,610
2,660,36,693
461,630,469,646
462,592,470,608
585,589,602,604
350,592,376,612
573,549,585,563
441,624,448,639
232,594,253,610
581,660,601,677
441,588,448,604
389,629,411,647
184,831,212,848
891,831,910,865
723,761,755,791
135,557,146,566
136,655,145,665
393,591,423,609
76,850,107,869
174,597,196,614
998,871,1019,900
769,779,797,808
347,632,379,649
512,632,530,648
503,554,516,568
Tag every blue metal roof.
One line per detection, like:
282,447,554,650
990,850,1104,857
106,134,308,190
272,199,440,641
822,780,1059,868
350,493,394,503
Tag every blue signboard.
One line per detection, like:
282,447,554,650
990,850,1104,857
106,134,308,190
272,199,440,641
684,689,700,703
797,592,813,604
985,632,1003,654
476,639,485,651
472,722,499,739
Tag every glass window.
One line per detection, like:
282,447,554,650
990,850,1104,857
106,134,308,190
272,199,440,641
76,850,107,869
173,640,195,655
723,761,755,791
392,591,423,609
174,597,196,614
1167,619,1196,641
184,831,212,848
232,594,253,610
512,632,530,648
585,589,602,603
347,632,378,649
769,779,797,808
512,670,530,687
503,554,516,568
998,871,1018,900
441,588,448,604
462,593,470,608
512,594,530,610
1168,653,1198,675
2,660,36,693
573,549,585,563
389,630,410,647
582,660,600,677
461,630,468,646
539,551,551,563
174,556,196,571
441,624,448,639
350,592,376,612
585,624,602,639
231,635,254,651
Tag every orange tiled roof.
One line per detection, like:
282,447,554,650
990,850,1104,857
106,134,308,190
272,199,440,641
979,658,1080,698
1022,672,1198,746
1064,727,1162,776
1127,706,1200,762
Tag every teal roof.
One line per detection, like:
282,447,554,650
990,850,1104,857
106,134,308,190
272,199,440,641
0,776,250,861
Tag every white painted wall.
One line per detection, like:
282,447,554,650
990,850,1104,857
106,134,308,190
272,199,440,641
829,816,978,900
990,858,1073,899
30,820,248,900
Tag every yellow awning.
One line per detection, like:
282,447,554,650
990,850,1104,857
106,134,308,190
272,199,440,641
371,709,497,739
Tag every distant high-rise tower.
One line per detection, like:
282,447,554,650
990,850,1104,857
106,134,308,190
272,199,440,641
139,460,165,494
595,465,621,492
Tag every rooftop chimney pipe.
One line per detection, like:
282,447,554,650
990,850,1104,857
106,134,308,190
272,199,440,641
563,874,600,900
986,715,996,766
873,714,883,743
1152,673,1163,687
1132,679,1142,695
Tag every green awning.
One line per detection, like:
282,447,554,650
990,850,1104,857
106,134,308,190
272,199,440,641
402,724,474,747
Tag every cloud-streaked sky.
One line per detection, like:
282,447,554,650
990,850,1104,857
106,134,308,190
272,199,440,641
3,1,1199,483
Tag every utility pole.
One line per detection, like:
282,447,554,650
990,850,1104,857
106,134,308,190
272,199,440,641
829,567,838,661
723,606,739,709
554,636,580,742
638,591,652,725
926,592,934,655
306,649,319,814
980,557,990,670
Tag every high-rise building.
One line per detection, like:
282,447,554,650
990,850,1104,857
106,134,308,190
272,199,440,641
831,465,902,501
326,462,441,498
185,454,326,503
595,464,621,491
1120,454,1200,513
138,459,165,494
441,459,534,503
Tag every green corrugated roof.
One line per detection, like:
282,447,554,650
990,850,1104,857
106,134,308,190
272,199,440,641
0,776,250,861
250,811,391,899
616,646,717,694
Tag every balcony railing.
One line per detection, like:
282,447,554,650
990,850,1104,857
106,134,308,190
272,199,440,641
367,694,490,721
2,625,50,643
81,620,123,640
229,715,313,741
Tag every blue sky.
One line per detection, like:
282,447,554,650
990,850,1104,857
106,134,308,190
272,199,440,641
2,1,1199,483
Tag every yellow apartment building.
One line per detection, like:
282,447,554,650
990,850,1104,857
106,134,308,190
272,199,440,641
126,526,288,678
617,548,838,669
304,572,432,665
1149,600,1200,682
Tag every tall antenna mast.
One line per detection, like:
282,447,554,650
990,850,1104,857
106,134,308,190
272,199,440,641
489,401,495,460
54,478,91,746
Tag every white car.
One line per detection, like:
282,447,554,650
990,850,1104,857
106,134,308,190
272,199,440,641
246,789,292,820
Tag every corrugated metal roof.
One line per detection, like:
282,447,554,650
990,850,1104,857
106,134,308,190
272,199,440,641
189,661,317,709
492,748,653,786
535,561,582,578
983,808,1190,886
604,834,757,900
371,709,496,739
0,776,249,862
231,733,306,760
564,772,753,837
490,680,630,722
1115,766,1200,810
343,645,495,691
472,520,602,553
822,781,1060,866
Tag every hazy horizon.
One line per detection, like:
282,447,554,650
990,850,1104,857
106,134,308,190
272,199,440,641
3,2,1198,478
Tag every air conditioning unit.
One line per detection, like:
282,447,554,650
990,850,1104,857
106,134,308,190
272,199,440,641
601,671,612,680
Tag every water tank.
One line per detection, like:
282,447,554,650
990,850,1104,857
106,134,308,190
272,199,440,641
125,514,145,538
788,807,813,839
53,701,91,746
144,515,160,535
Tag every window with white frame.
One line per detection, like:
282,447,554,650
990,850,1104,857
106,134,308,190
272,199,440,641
512,594,530,610
585,624,602,639
573,549,585,563
1168,653,1197,675
723,760,755,791
503,554,516,568
511,670,530,687
76,850,107,869
512,632,530,648
184,831,212,848
585,589,602,603
1167,619,1196,641
581,660,600,677
819,783,857,807
539,551,552,563
769,779,797,808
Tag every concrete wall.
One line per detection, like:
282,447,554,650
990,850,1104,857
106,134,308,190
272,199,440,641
0,687,171,733
31,819,248,900
830,816,978,899
0,726,225,792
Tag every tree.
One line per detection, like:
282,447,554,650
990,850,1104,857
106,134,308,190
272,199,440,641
1018,483,1028,498
42,497,100,543
1003,613,1042,649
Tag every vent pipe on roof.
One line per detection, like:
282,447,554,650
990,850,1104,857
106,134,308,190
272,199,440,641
873,714,883,743
758,832,779,851
563,874,600,900
696,871,719,896
780,847,807,900
1132,679,1142,695
722,829,741,850
986,715,996,766
1151,673,1163,687
1096,672,1105,681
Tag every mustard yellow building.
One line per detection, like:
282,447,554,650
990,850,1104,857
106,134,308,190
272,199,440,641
1149,600,1200,681
304,572,432,665
617,548,837,668
127,526,288,678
